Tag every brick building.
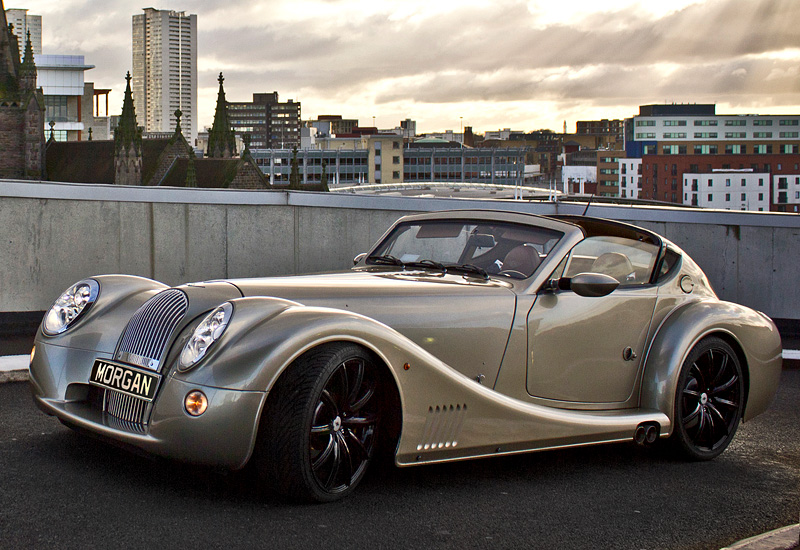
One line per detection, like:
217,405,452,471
0,0,45,180
639,153,800,211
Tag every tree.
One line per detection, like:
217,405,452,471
320,159,329,192
289,147,301,189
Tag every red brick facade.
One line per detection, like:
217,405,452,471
639,153,800,210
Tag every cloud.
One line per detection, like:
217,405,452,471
20,0,800,132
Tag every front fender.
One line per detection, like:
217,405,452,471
639,300,782,433
172,297,406,393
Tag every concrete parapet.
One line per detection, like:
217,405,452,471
1,179,799,321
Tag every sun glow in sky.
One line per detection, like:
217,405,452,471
16,0,800,135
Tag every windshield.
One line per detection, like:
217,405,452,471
368,220,563,279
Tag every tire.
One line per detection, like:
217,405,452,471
671,337,744,460
255,343,381,502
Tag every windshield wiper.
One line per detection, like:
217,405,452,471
367,254,405,267
404,259,447,273
444,263,489,279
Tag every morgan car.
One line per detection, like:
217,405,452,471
29,210,783,502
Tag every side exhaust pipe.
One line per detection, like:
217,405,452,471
634,425,647,445
634,422,661,446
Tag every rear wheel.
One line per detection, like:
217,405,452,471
671,337,744,460
255,343,380,502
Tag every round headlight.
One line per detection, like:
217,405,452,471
179,302,233,371
43,279,100,335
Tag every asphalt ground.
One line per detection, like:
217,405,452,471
1,371,798,550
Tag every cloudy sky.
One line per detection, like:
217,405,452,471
17,0,800,134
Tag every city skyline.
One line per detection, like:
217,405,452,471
15,0,800,135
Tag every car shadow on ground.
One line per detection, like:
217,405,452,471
40,418,685,506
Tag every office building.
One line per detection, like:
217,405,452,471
577,119,624,149
37,54,94,141
228,92,301,149
132,8,197,143
4,8,40,54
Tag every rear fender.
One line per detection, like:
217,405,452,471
639,300,782,433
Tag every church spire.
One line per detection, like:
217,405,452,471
114,71,143,185
19,30,36,92
115,71,141,154
0,0,22,100
206,72,236,158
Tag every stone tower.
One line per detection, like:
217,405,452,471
114,72,143,185
206,72,236,158
0,0,45,180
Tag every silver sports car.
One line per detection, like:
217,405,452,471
29,210,783,502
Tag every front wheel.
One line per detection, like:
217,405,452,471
671,337,744,460
255,343,381,502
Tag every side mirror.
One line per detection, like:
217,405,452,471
560,272,619,297
353,252,367,266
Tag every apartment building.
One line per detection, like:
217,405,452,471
683,170,770,211
132,8,197,143
4,8,40,54
624,104,800,210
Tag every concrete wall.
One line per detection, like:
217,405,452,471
2,180,799,321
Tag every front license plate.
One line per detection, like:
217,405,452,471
89,359,161,402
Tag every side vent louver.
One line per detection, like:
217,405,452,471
417,403,467,451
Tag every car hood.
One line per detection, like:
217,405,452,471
228,269,517,384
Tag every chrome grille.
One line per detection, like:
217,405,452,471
116,289,188,370
104,390,148,433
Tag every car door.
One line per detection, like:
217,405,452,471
526,236,660,404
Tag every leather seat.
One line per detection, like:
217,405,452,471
590,252,634,283
502,245,541,277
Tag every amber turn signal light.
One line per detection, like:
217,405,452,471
184,390,208,416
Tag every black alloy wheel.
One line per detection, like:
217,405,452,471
672,337,744,460
308,354,378,494
256,343,381,502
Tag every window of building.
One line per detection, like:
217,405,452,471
741,193,746,201
759,178,764,186
725,120,746,126
726,178,731,186
393,156,400,164
694,132,718,138
663,133,687,139
694,120,718,126
725,133,746,139
725,193,731,201
635,120,656,126
694,145,717,154
781,144,799,153
753,144,772,154
708,179,713,186
664,120,687,126
753,132,772,138
392,141,399,149
393,171,400,179
779,119,799,126
725,144,743,154
758,193,764,200
741,178,746,186
753,120,773,126
636,133,656,139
